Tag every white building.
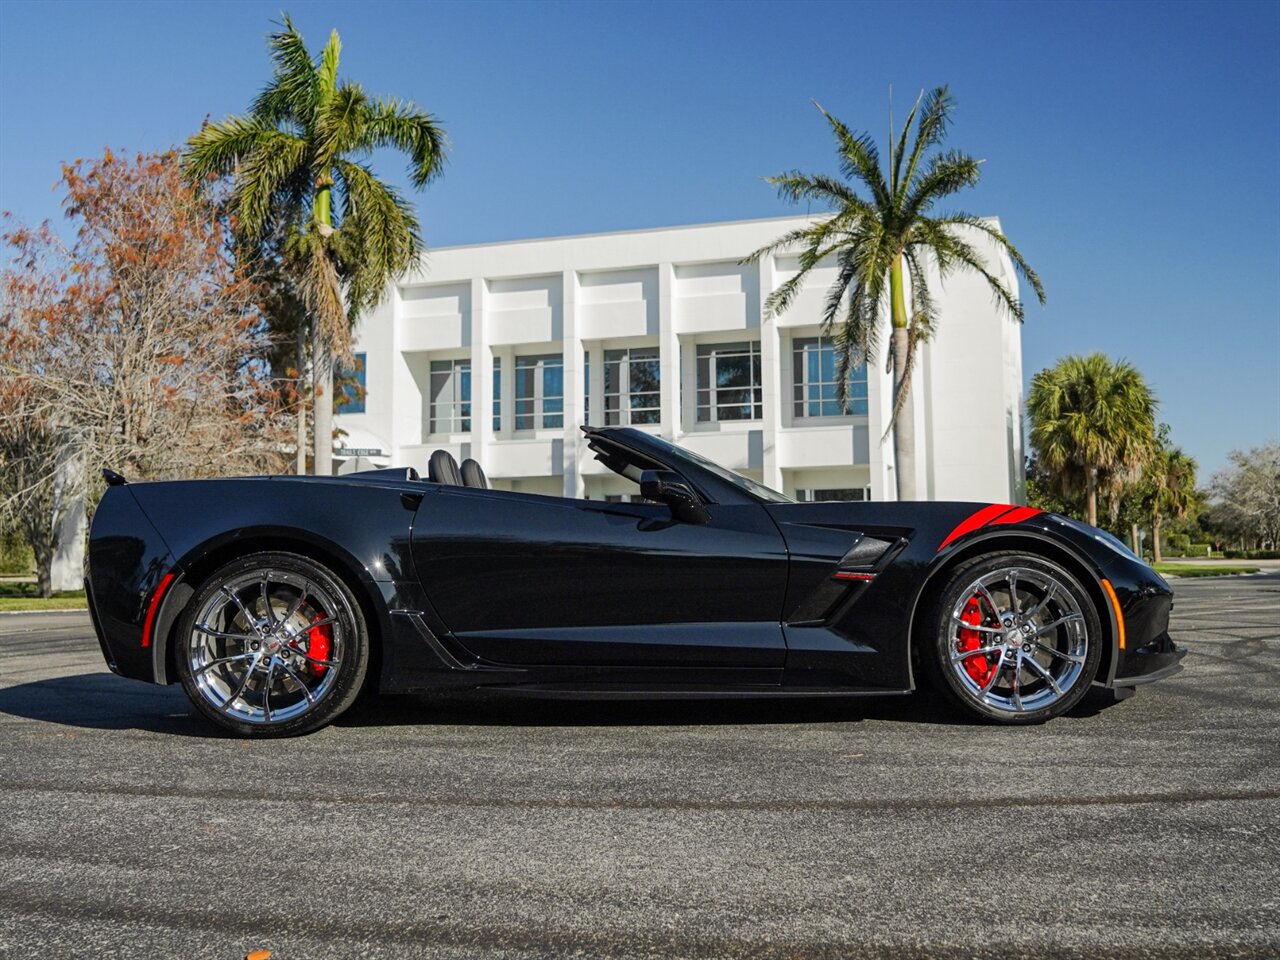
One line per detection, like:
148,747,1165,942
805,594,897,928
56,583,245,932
335,214,1025,503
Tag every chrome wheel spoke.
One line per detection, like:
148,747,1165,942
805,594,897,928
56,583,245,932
193,652,255,677
221,586,259,634
1033,613,1084,638
1023,654,1064,696
975,583,1003,620
1007,569,1021,615
951,615,1003,635
1035,641,1086,664
194,623,262,643
261,659,275,722
277,661,316,705
277,582,311,634
260,575,277,630
951,643,1003,662
979,650,1008,696
1011,654,1024,711
1023,583,1057,621
220,656,258,712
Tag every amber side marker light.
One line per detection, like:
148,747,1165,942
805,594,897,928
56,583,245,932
1100,578,1126,651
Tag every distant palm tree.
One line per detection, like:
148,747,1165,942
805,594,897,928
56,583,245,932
1027,353,1157,527
748,87,1044,500
184,15,446,473
1145,443,1197,563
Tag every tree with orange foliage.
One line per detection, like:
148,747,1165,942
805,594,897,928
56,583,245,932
1,149,290,595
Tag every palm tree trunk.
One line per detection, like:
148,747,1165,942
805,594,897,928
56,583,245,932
1130,522,1140,554
312,331,333,476
1086,467,1098,527
890,327,915,500
295,324,307,475
889,256,916,501
1152,510,1163,564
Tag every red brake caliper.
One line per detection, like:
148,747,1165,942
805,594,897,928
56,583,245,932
305,605,331,678
957,596,995,686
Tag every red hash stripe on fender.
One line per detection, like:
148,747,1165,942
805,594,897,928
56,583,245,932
989,505,1043,527
937,504,1044,552
141,572,175,648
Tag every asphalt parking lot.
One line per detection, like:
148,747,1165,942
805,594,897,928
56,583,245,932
1,573,1277,960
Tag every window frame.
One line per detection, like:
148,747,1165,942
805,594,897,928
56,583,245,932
514,353,565,431
427,356,472,435
603,346,661,426
695,340,763,424
791,336,868,421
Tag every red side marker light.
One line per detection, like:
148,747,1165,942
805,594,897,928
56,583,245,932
141,572,175,648
833,571,877,581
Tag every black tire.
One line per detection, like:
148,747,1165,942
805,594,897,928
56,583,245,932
922,551,1103,724
175,551,370,737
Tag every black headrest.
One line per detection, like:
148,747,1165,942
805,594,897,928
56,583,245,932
460,458,489,489
428,450,463,486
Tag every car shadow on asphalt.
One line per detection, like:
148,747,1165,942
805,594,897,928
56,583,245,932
0,672,1131,736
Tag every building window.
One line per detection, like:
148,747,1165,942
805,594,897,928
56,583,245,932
515,354,563,430
793,337,868,418
492,358,501,431
336,352,367,414
796,487,870,502
604,347,660,425
696,341,762,422
429,358,470,434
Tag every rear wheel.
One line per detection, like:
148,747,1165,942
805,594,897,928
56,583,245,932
925,552,1102,724
175,552,369,737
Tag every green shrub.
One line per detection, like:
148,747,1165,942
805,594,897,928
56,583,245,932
0,536,34,576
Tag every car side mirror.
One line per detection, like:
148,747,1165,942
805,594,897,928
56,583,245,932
639,469,711,524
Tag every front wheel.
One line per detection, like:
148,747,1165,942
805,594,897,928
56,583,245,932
924,552,1103,724
175,552,370,737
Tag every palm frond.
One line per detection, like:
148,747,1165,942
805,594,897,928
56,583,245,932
813,102,890,209
911,219,1024,321
225,130,310,242
184,114,277,180
903,150,983,218
932,213,1046,306
316,82,370,170
889,89,924,199
250,15,321,125
334,158,422,317
356,97,448,187
900,85,954,196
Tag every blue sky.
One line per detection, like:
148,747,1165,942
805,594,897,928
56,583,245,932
2,0,1277,477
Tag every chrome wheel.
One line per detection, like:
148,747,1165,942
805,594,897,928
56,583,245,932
946,564,1090,716
187,568,348,725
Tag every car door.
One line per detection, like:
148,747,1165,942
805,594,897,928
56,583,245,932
410,486,788,668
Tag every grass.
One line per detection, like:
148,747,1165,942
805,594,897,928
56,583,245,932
1152,563,1260,578
0,582,88,611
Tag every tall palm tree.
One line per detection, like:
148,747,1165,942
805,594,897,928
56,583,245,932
1027,353,1157,527
1145,443,1197,563
184,15,446,474
748,87,1044,500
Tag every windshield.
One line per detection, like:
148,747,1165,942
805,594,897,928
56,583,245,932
646,435,793,503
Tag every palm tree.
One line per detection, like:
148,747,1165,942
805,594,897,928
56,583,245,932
1145,442,1197,563
748,87,1044,500
1027,353,1157,527
184,15,446,474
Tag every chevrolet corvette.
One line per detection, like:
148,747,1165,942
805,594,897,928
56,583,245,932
86,426,1185,736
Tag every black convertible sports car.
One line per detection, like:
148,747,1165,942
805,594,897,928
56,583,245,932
86,426,1185,736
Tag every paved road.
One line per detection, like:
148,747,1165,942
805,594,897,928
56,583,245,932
1,574,1277,960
